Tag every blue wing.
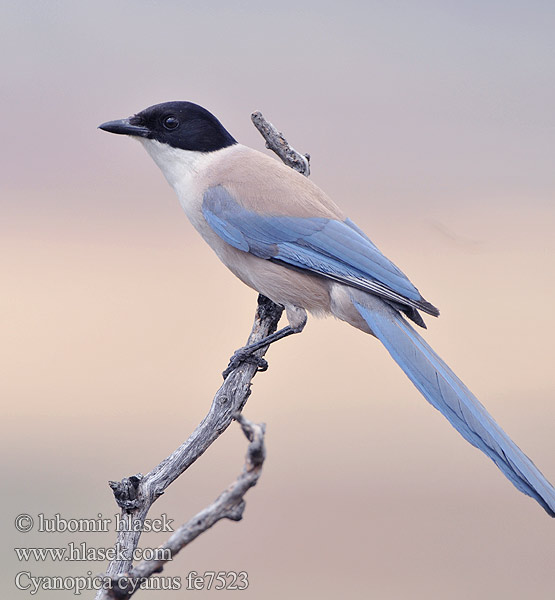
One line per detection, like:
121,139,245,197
202,185,438,319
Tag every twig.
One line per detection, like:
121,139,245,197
97,295,281,595
95,112,310,598
251,111,311,176
103,416,265,598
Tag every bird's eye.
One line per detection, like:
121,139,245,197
163,115,179,130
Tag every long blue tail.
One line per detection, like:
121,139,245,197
353,300,555,516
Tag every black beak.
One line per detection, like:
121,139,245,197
98,117,151,138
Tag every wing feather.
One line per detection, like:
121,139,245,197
202,185,439,318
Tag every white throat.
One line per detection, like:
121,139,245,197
137,138,240,229
139,138,209,191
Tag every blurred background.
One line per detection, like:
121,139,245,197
2,1,555,598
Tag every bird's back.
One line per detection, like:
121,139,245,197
199,144,347,221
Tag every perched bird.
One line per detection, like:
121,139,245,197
100,101,555,516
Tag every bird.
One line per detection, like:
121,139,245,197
99,101,555,517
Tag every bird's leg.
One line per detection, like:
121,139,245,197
222,325,302,379
222,306,307,379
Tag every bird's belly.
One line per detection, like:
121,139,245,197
214,240,332,316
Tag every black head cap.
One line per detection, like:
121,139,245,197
99,101,237,153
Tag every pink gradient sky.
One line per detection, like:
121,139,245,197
3,2,555,598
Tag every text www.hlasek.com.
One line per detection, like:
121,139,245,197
15,542,170,562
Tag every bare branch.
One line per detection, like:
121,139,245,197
96,112,307,598
251,111,310,176
98,296,282,592
103,415,265,598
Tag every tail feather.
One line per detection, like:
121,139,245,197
353,299,555,517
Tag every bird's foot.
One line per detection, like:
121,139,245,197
222,349,269,379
